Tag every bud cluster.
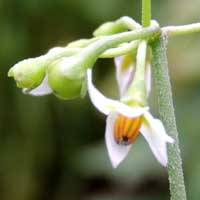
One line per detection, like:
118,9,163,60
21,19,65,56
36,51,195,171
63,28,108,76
8,17,159,100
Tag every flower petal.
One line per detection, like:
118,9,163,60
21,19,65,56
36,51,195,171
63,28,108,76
87,68,148,118
140,124,168,166
114,102,149,118
105,111,132,168
140,112,174,166
145,112,174,143
23,75,52,96
145,63,151,97
114,56,135,97
87,68,121,115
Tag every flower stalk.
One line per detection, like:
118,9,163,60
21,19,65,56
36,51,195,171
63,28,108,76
162,22,200,36
151,35,187,200
73,22,160,71
142,0,151,27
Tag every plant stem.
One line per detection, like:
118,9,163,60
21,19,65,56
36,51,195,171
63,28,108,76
162,22,200,36
151,35,187,200
142,0,151,27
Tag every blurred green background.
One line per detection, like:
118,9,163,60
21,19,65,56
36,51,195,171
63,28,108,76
0,0,200,199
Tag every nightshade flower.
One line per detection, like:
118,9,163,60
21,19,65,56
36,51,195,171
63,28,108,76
86,68,174,168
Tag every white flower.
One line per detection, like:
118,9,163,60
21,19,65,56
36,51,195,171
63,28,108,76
114,55,135,97
87,68,174,168
114,55,151,97
23,75,52,96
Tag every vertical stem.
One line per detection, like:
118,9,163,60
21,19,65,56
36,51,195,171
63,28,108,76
142,0,151,27
151,35,187,200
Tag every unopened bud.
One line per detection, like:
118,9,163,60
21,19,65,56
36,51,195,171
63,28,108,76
8,56,47,89
93,22,127,36
93,17,140,37
48,57,86,100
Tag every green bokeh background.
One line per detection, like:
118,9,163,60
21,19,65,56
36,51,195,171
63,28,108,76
0,0,200,199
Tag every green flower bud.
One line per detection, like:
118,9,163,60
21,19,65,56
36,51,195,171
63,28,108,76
8,56,48,89
93,22,127,36
48,57,86,100
93,17,140,37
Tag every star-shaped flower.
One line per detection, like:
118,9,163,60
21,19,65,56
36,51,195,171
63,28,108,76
87,68,174,168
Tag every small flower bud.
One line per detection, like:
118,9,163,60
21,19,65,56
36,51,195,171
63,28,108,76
93,17,140,37
8,56,47,89
48,57,86,100
93,22,127,36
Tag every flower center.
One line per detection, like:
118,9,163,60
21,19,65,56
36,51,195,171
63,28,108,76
114,114,142,145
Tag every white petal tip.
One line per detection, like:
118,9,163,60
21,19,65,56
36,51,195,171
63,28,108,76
161,161,168,167
106,140,131,169
167,136,175,144
111,160,121,169
159,137,174,167
140,117,173,168
156,153,168,167
108,148,130,169
157,152,168,167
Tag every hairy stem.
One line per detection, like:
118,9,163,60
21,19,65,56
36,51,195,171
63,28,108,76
151,35,187,200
